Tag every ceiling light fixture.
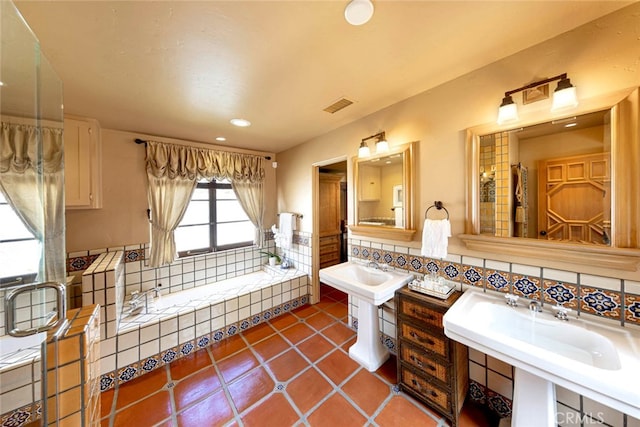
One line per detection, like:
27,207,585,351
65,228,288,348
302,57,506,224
358,131,388,158
497,73,578,125
230,118,251,127
216,136,226,142
345,0,374,26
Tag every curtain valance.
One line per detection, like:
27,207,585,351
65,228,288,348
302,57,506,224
0,122,64,174
145,140,265,184
144,139,266,267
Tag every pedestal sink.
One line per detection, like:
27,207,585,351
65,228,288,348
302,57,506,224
443,288,640,425
319,262,413,371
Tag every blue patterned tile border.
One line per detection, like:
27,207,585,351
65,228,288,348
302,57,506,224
0,402,35,427
66,254,101,272
580,287,621,319
543,280,578,309
99,294,310,392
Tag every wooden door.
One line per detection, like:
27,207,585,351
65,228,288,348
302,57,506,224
319,174,342,268
537,152,611,244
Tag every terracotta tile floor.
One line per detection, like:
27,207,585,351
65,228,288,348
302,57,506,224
100,286,495,427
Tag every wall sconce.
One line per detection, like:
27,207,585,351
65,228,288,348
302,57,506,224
497,73,578,125
358,131,388,157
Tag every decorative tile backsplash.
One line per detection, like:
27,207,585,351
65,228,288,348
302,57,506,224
348,237,640,422
348,240,640,326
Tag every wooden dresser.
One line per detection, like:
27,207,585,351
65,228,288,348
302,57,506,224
395,286,468,427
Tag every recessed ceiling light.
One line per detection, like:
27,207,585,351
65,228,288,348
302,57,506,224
216,136,226,142
564,123,578,128
230,118,251,127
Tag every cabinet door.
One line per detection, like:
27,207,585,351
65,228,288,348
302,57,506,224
64,117,102,209
358,164,381,201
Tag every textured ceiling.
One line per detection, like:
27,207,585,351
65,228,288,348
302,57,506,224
13,1,631,153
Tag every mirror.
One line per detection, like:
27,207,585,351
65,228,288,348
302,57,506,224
478,110,611,244
463,88,640,270
350,141,416,241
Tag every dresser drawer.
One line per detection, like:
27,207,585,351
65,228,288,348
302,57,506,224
399,298,443,329
401,342,449,385
400,322,448,359
401,366,451,414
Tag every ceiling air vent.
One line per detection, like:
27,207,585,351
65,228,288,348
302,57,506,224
323,98,354,114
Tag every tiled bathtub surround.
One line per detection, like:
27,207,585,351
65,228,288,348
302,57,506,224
0,335,42,426
348,237,640,423
1,305,101,427
70,230,313,393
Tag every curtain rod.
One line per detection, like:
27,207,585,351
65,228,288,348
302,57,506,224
133,138,272,160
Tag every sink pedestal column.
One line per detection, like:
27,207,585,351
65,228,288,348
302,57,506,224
349,298,388,371
512,368,556,427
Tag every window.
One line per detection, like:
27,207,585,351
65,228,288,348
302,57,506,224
0,191,40,280
175,179,254,256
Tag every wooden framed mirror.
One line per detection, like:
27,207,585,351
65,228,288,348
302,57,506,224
461,88,640,270
350,141,417,241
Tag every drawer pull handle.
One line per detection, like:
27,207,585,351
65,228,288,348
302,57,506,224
410,379,438,398
410,308,435,320
409,355,436,371
409,331,435,346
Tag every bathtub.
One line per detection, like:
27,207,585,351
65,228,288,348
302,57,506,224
99,266,310,391
0,332,45,420
118,267,307,331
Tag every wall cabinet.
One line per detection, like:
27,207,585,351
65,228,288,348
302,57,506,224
64,116,102,209
358,164,380,201
395,287,468,427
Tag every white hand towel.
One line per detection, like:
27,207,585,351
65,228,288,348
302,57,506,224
278,213,295,249
421,219,451,259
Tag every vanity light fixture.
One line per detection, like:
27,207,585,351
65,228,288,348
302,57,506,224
345,0,374,26
497,73,578,125
357,131,388,158
358,140,371,157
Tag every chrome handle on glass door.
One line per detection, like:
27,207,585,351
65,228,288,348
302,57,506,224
5,281,68,337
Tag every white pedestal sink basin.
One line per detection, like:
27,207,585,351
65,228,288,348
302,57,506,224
443,288,640,425
319,262,413,371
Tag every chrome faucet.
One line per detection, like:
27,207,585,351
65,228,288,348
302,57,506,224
127,285,161,315
505,293,519,307
367,261,388,271
552,305,571,321
528,299,542,313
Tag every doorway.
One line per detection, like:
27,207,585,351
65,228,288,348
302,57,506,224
311,158,348,304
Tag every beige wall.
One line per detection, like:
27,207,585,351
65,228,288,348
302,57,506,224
65,129,277,252
276,3,640,279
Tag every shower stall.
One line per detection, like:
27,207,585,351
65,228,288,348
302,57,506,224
1,1,68,425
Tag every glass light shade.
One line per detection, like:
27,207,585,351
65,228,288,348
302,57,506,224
345,0,374,26
358,142,370,157
497,96,519,125
551,86,578,111
375,139,389,153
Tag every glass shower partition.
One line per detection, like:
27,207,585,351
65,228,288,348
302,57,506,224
1,1,66,425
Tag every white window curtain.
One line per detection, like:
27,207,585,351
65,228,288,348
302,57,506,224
0,121,65,282
145,140,265,267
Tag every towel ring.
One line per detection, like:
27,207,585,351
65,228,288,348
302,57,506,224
425,201,449,220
